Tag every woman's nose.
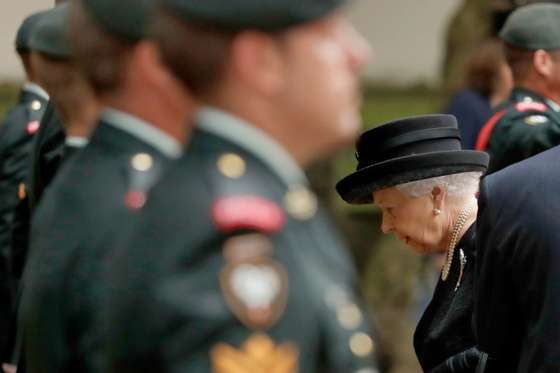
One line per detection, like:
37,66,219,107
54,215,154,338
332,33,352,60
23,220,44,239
381,213,393,234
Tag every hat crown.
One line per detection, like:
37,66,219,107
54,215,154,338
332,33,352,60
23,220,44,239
499,3,560,50
355,114,461,171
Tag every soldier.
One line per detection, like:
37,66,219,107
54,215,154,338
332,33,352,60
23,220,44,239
0,10,49,370
19,0,196,372
475,3,560,172
105,0,378,372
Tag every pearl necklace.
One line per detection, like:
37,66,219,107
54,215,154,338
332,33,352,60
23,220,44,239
441,204,475,281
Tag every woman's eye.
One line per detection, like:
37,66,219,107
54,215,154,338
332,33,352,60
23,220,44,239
386,207,395,216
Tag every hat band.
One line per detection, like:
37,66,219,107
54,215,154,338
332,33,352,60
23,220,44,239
364,127,460,158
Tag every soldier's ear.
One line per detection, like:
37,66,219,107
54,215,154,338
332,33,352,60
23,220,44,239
229,31,285,97
533,49,555,78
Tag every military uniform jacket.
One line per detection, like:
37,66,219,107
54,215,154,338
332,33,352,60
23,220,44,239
20,109,181,373
0,84,47,352
10,102,64,279
104,108,379,373
475,146,560,372
478,87,560,173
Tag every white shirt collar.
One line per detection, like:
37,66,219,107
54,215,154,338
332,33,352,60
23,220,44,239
22,82,49,100
196,106,308,186
100,108,182,159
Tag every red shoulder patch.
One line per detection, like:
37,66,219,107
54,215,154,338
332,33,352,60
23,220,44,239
212,196,285,234
515,102,547,112
26,121,40,135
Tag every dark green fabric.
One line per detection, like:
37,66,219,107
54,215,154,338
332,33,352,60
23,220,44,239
0,88,48,357
486,87,560,172
28,4,71,59
15,10,49,53
80,0,155,41
500,3,560,50
161,0,347,31
20,120,171,373
104,127,378,373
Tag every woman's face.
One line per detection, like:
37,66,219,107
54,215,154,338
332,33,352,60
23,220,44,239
373,186,445,254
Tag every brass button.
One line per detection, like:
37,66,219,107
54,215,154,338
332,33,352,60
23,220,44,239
337,304,363,330
131,153,153,172
31,100,42,111
217,153,246,179
349,332,374,357
284,186,317,220
18,183,26,200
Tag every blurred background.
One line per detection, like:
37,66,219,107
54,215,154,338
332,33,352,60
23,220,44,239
0,0,523,372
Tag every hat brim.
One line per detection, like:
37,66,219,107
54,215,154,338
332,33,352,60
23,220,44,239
336,150,489,204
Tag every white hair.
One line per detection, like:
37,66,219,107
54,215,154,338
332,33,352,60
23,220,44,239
395,171,483,198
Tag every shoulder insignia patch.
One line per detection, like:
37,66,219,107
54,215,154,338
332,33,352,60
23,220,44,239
212,196,285,233
211,333,299,373
515,101,547,112
220,234,289,330
26,121,40,135
524,115,549,126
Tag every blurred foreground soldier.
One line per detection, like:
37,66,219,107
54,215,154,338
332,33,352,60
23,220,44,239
0,9,49,367
106,0,378,372
20,0,195,371
475,3,560,172
10,4,98,373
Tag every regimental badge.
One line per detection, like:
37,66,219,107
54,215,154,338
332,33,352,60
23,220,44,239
220,234,289,330
211,333,299,373
524,115,549,126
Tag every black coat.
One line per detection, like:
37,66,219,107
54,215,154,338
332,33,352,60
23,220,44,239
104,122,379,373
414,225,480,373
0,88,47,353
475,145,560,372
20,119,172,373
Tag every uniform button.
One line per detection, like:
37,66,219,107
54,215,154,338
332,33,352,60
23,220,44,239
337,303,363,330
31,100,42,111
217,153,246,179
355,369,379,373
131,153,153,172
284,186,317,220
18,183,26,200
349,332,374,357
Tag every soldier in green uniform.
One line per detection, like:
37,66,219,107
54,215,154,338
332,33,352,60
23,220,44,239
0,10,49,368
104,0,378,372
19,1,197,372
476,3,560,173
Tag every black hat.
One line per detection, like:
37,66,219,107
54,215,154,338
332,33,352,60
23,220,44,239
336,114,489,204
160,0,347,32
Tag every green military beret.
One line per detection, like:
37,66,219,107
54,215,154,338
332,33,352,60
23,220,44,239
28,4,71,59
15,10,49,53
160,0,348,31
500,3,560,50
79,0,155,41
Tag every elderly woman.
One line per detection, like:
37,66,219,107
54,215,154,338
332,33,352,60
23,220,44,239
336,114,489,373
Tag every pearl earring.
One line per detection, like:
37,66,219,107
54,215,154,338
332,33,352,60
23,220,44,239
433,208,441,216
